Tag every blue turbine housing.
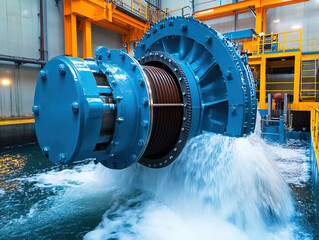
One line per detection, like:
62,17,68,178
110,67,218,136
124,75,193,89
33,17,256,169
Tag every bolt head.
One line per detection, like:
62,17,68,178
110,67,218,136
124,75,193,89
142,97,148,106
112,81,116,86
42,146,49,158
226,70,233,80
32,105,39,116
132,154,137,160
142,120,149,127
139,79,144,86
39,70,46,80
58,153,66,163
138,139,144,147
71,102,79,113
116,117,124,123
58,64,66,75
130,63,136,70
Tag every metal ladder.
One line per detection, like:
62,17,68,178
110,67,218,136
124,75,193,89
300,59,318,101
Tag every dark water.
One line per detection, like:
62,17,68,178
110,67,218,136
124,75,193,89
0,134,316,240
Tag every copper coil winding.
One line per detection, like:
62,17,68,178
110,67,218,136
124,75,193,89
142,65,183,159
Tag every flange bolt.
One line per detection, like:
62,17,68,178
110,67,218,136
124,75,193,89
71,102,79,113
58,153,66,163
42,146,49,158
39,70,46,80
32,105,39,116
58,64,66,75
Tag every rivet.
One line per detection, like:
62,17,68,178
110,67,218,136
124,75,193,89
39,70,46,80
160,23,165,29
58,64,66,75
169,20,174,26
169,156,173,160
152,28,157,33
178,77,182,82
142,120,149,127
110,153,114,157
32,105,39,116
71,102,79,113
116,117,124,123
139,79,144,86
182,92,186,96
178,140,182,143
183,117,186,121
174,68,178,72
97,55,102,60
112,80,116,86
168,59,172,63
106,51,111,57
181,127,185,132
160,55,164,58
138,139,144,147
141,43,145,49
132,154,137,160
42,146,49,158
174,148,177,152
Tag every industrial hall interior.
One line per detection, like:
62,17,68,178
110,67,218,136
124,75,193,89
1,0,319,239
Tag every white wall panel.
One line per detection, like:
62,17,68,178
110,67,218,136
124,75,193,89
0,0,39,59
0,62,39,117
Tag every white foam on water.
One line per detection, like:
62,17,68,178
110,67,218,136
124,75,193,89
85,133,307,240
1,133,311,240
0,188,4,196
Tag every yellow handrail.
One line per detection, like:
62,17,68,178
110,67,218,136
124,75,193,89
311,107,319,160
252,30,302,55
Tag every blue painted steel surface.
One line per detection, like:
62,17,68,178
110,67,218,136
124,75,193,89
94,47,151,169
33,17,257,169
224,29,256,40
34,57,105,164
135,16,257,136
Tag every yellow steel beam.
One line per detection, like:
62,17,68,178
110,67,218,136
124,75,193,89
0,117,35,126
64,0,151,56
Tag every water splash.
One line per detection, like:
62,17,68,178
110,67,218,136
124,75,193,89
86,134,297,240
0,134,312,240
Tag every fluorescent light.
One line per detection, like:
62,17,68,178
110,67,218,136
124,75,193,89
273,19,280,23
1,79,11,87
291,25,301,30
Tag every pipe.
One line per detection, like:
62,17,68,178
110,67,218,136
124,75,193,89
0,55,47,66
268,93,272,120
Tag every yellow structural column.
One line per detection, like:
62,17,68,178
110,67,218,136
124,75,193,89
82,18,92,59
255,8,263,34
293,52,301,104
260,56,267,105
64,13,77,57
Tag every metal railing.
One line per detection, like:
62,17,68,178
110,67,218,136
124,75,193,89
111,0,164,23
311,107,319,157
252,30,302,55
160,6,191,18
111,0,191,24
302,38,319,52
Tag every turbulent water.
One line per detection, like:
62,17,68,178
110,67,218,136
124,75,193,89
0,134,315,240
